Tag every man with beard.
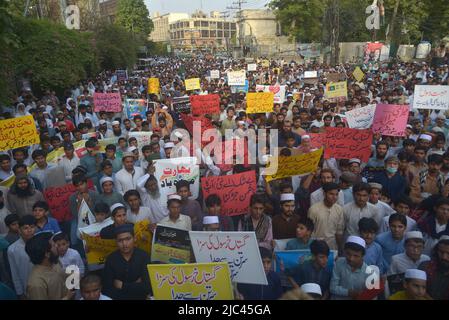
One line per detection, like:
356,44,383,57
25,232,74,300
371,156,407,204
136,174,168,226
278,120,301,148
272,193,301,239
409,146,429,179
102,223,151,300
410,154,445,204
6,175,45,218
363,141,389,179
106,120,124,138
419,237,449,300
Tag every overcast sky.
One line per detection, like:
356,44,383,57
145,0,270,17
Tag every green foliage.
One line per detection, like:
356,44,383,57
115,0,153,36
147,41,168,56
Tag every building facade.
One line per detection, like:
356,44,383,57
150,12,190,42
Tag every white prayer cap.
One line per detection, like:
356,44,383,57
167,194,182,201
419,134,432,142
432,127,444,133
439,235,449,243
302,135,311,140
437,114,446,120
100,176,114,186
260,154,272,165
128,146,138,152
162,106,169,110
300,283,322,296
280,193,295,202
405,231,423,241
238,121,245,125
310,120,322,128
122,152,135,159
174,131,183,139
369,182,382,190
164,142,175,149
99,120,107,125
404,269,427,281
346,235,366,249
110,203,125,213
203,216,219,225
112,120,120,126
348,158,361,165
406,124,412,129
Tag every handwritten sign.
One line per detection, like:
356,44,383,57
246,92,274,113
172,96,191,114
345,104,376,129
309,133,325,149
324,127,372,162
413,85,449,110
185,78,201,91
93,93,122,112
261,60,270,68
210,70,220,79
190,94,220,115
154,157,200,208
255,85,286,104
230,79,249,94
227,70,246,86
304,71,318,78
0,115,40,151
124,99,147,119
128,131,153,150
180,113,214,136
151,225,191,264
247,63,257,72
148,78,160,94
189,231,268,285
274,250,337,273
43,180,95,222
116,69,128,81
147,262,233,300
353,66,365,82
265,148,323,183
372,104,409,136
201,171,256,217
325,81,348,99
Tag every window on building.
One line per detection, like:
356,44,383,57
201,20,209,27
194,21,200,27
231,31,236,37
184,21,189,28
217,30,223,37
180,31,184,38
210,30,216,38
217,22,223,29
224,31,229,38
231,23,236,30
201,30,209,38
224,22,230,29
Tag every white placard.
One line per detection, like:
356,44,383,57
413,85,449,110
345,104,376,129
227,70,246,86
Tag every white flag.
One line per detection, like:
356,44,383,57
77,199,96,239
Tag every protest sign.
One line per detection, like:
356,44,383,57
148,78,160,94
179,113,214,136
413,85,449,110
79,218,113,238
201,171,256,217
93,93,122,112
261,60,270,68
273,239,294,251
304,71,318,78
325,81,348,99
0,115,40,151
45,166,67,188
210,70,220,79
246,92,274,113
326,72,346,82
83,234,117,265
172,96,191,114
147,262,233,300
77,199,96,238
230,79,249,94
185,78,201,91
265,148,323,183
116,69,128,81
309,133,325,150
255,85,286,104
247,63,257,72
154,157,200,207
227,70,246,86
189,231,268,285
345,104,376,129
353,66,365,82
372,104,409,136
134,219,153,255
324,127,372,162
151,225,191,264
124,99,147,119
190,94,220,115
43,180,95,222
128,131,153,150
273,250,337,273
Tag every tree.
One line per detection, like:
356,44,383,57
115,0,153,37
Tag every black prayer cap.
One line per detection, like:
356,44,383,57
114,223,135,237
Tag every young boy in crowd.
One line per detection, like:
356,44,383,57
380,196,417,233
53,232,85,277
388,269,431,300
388,231,430,275
79,273,111,300
286,218,314,250
358,217,385,274
100,203,129,239
32,201,61,234
375,214,407,269
3,214,20,244
176,180,203,231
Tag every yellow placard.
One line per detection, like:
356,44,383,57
82,220,152,264
246,92,274,113
147,262,234,300
353,67,365,82
325,81,348,99
151,243,191,263
185,78,201,91
148,78,160,94
265,148,323,182
261,60,270,68
0,115,40,152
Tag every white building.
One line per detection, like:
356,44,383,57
150,12,189,42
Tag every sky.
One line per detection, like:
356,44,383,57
144,0,271,17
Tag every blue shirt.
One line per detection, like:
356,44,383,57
36,217,61,234
237,271,283,300
330,257,369,299
375,232,405,269
371,171,406,203
286,238,313,250
364,241,386,274
286,259,331,294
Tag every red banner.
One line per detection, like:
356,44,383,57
180,113,214,136
201,171,256,216
44,180,95,222
190,94,220,115
309,133,325,149
93,93,122,112
372,104,409,137
324,127,372,162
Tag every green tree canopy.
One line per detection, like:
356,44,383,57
115,0,153,36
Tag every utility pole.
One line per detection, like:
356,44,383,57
220,11,231,56
227,0,247,57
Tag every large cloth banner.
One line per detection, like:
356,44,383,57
201,171,256,217
93,93,122,112
147,262,233,300
345,104,376,129
255,85,286,104
324,128,372,162
151,225,191,264
413,85,449,110
153,157,200,208
265,148,323,183
372,104,409,136
0,115,40,151
189,231,268,285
